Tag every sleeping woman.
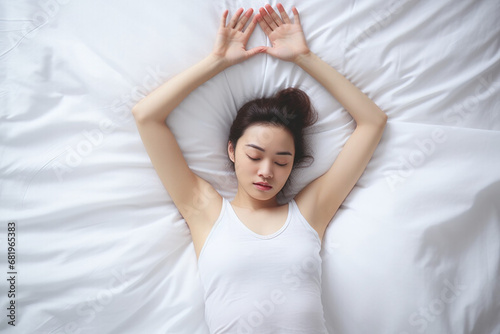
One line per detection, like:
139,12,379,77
132,4,387,333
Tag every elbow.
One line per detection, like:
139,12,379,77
131,104,147,123
132,106,165,126
373,107,388,128
359,109,387,129
131,103,140,117
379,112,388,127
132,102,164,124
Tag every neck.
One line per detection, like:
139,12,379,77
231,185,278,211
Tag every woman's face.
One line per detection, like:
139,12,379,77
228,124,295,201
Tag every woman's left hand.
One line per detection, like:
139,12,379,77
212,8,265,67
256,4,310,63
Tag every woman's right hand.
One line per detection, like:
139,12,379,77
256,4,311,63
211,8,266,67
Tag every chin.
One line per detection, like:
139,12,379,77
251,187,282,201
256,193,277,201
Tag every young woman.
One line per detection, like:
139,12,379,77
132,4,387,333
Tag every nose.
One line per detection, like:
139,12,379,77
258,160,273,179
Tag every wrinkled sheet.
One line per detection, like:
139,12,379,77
1,0,499,333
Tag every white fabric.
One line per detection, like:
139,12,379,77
1,0,499,333
198,198,326,334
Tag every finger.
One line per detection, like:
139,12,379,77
277,3,291,24
265,4,283,27
259,7,278,30
228,8,244,28
235,8,253,31
256,13,273,36
263,46,279,58
220,10,229,29
242,13,258,39
246,46,267,58
292,6,301,25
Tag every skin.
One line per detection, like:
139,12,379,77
228,123,295,209
132,4,388,260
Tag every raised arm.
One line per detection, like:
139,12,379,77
132,9,263,247
133,8,263,123
257,4,388,240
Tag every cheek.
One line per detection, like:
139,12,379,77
278,167,293,182
234,154,254,175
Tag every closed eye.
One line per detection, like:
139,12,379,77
247,155,288,167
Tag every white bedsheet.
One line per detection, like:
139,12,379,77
1,0,499,333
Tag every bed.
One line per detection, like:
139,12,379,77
1,0,499,333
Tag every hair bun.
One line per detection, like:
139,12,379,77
275,87,317,129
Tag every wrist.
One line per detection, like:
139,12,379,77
293,50,314,67
206,53,231,72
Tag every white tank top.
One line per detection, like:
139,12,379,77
198,197,328,334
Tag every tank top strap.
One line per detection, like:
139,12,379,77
289,198,322,244
197,197,229,263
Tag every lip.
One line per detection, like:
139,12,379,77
253,182,273,191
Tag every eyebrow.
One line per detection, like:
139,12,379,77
245,144,292,156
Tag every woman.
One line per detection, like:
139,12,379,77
132,4,387,333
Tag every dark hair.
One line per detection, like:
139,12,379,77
228,87,317,176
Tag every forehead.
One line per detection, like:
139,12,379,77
240,124,294,152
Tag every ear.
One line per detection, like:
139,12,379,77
227,141,235,162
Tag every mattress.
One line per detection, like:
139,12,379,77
1,0,499,333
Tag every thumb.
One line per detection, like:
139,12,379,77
245,46,267,58
263,46,280,59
